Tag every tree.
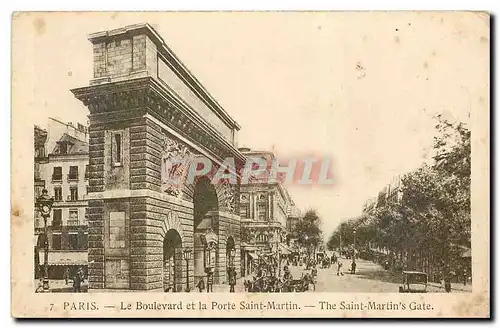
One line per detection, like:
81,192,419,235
327,114,471,278
295,210,323,255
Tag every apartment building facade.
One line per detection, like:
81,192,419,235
238,148,296,276
34,118,89,279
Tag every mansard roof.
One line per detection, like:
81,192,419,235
50,133,89,156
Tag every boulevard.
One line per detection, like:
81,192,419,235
215,258,472,293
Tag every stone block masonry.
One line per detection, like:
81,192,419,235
91,30,155,84
74,23,245,292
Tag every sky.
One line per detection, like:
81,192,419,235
16,12,488,238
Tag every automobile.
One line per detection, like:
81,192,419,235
399,271,428,293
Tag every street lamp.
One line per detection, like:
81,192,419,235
201,229,217,293
229,247,236,267
35,188,54,291
228,247,236,293
277,243,281,277
183,249,192,292
353,229,357,260
304,235,310,263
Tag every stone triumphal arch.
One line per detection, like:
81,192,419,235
72,23,244,291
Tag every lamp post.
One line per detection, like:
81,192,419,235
274,237,281,278
277,244,281,278
304,235,310,264
35,188,54,291
353,229,357,260
230,247,236,268
339,234,342,254
205,242,215,293
183,249,192,292
229,247,236,293
202,229,217,293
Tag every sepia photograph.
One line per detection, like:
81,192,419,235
11,11,490,318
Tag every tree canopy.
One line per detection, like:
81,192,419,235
294,209,323,252
327,115,471,273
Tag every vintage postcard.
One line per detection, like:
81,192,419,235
11,11,490,318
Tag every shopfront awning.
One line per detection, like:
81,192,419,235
38,250,88,266
279,244,292,255
242,243,259,252
247,251,259,260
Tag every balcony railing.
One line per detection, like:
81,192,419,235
67,220,79,226
52,175,62,182
67,174,79,181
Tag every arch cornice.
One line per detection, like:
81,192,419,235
71,77,246,164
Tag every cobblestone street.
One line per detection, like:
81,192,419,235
208,258,472,293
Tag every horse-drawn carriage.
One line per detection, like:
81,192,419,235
243,255,316,293
244,274,313,293
321,257,331,269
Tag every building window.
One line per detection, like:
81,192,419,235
80,232,88,250
68,209,78,226
70,186,78,201
240,206,248,219
68,166,79,180
52,233,61,250
109,212,126,248
35,146,46,158
257,234,268,243
52,167,62,181
258,204,267,221
54,187,62,201
52,209,62,229
59,142,68,154
112,132,123,166
68,233,79,250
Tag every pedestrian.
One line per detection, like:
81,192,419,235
73,267,83,293
283,266,292,280
251,276,258,292
351,261,357,274
196,277,205,293
63,267,70,285
444,272,452,293
312,266,318,279
337,261,344,276
206,268,214,293
228,267,236,293
35,277,44,293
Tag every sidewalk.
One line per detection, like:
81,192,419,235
34,279,88,293
197,274,253,293
428,281,472,292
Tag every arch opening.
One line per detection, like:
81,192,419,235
163,229,183,292
193,176,219,282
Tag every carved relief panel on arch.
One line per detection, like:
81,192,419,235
159,131,194,198
219,180,236,214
